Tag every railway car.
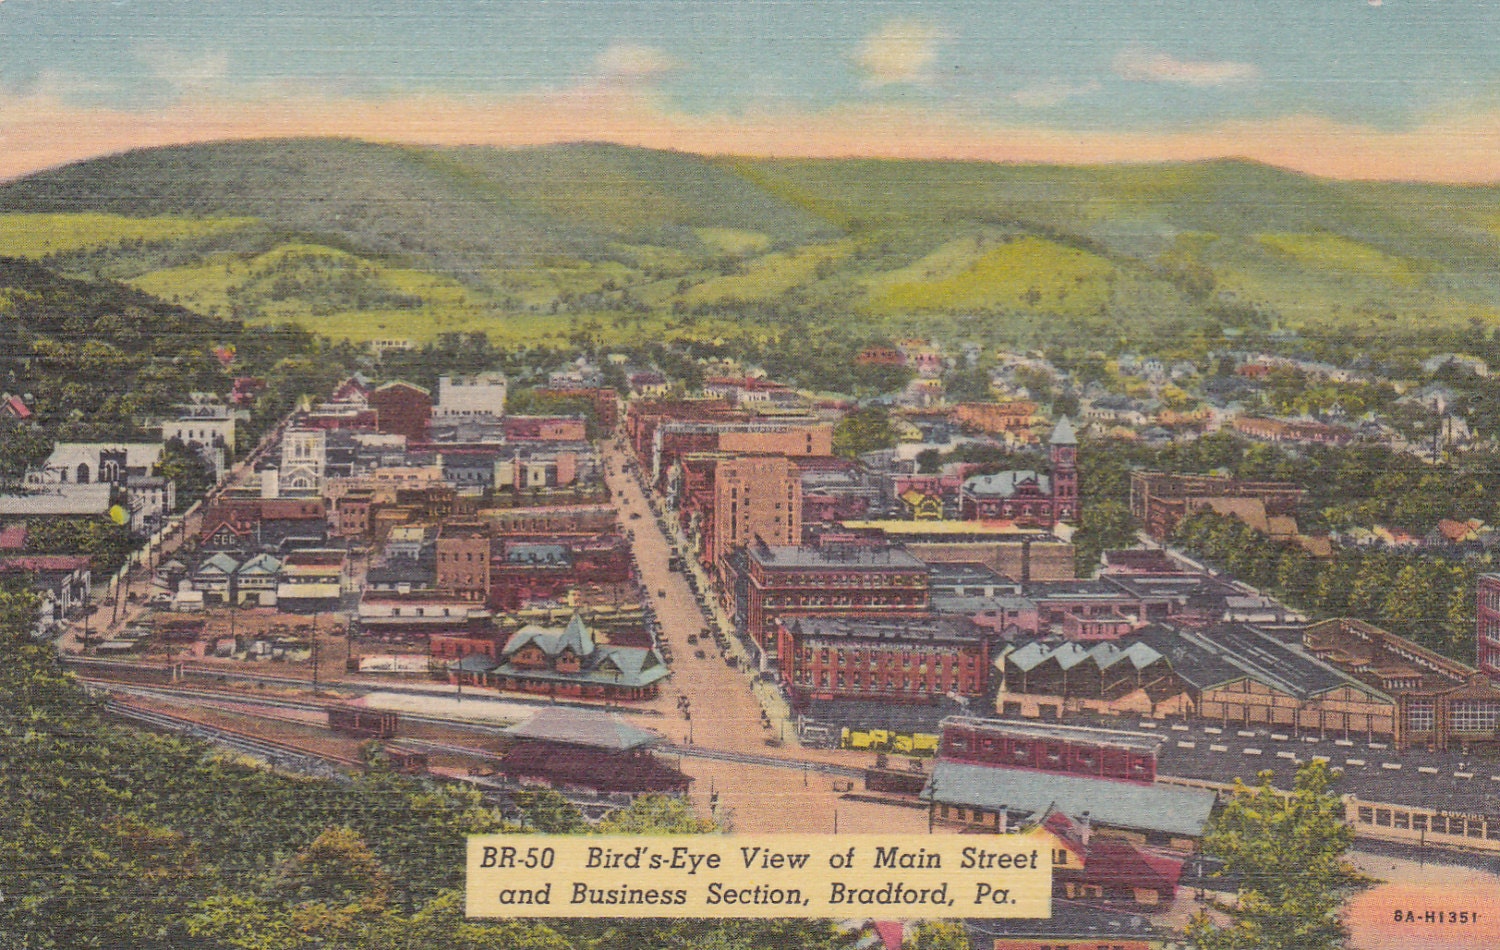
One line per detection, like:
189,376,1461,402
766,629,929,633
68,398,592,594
937,716,1159,783
328,705,399,739
383,746,428,775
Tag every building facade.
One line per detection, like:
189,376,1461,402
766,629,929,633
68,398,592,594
711,455,802,576
746,539,930,651
776,614,987,707
958,418,1078,526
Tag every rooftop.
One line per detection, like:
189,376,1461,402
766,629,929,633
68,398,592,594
750,543,926,571
784,615,980,645
922,759,1216,838
505,708,663,751
940,715,1163,755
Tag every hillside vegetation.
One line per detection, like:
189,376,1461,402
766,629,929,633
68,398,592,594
3,140,1500,358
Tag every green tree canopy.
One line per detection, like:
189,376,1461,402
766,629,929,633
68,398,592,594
1187,760,1364,950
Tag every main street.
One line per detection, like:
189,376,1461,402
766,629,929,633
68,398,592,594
599,433,929,833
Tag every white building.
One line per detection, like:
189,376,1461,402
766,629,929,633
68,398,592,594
38,443,163,487
163,405,236,480
279,428,327,494
435,373,508,421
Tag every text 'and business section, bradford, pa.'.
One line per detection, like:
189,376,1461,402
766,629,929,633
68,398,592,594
466,833,1052,918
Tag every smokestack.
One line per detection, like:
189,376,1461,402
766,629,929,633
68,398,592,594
1021,537,1032,585
261,468,279,499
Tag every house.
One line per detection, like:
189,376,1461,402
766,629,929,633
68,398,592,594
0,555,91,631
464,614,670,700
1042,811,1184,906
191,553,239,604
233,553,283,607
2,394,32,420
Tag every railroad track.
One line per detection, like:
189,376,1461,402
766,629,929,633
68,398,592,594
80,678,521,737
661,744,865,779
104,700,364,777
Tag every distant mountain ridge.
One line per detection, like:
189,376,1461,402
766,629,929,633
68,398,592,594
1,139,1497,350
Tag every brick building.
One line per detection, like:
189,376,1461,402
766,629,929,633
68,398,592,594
710,455,802,575
745,537,930,651
1478,573,1500,677
1306,617,1500,752
776,614,988,707
1129,471,1305,542
435,522,491,603
368,380,432,443
958,418,1077,526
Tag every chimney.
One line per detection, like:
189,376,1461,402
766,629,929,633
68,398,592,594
1079,811,1091,848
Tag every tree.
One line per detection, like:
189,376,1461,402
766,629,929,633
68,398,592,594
594,794,716,834
159,436,218,508
1071,499,1137,575
0,418,50,490
1187,761,1364,950
512,788,587,833
833,407,896,458
904,920,971,950
268,826,392,911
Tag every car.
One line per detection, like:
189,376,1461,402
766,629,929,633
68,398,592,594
657,589,667,599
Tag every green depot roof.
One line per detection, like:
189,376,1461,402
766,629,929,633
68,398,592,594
920,760,1216,839
505,708,664,752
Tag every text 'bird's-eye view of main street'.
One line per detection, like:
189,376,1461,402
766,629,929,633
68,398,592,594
3,2,1500,949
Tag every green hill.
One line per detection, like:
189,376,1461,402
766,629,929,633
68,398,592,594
3,139,1499,355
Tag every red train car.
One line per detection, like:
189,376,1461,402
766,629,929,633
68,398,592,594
937,716,1159,784
328,705,399,739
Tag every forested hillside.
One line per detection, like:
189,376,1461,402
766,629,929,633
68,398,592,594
2,140,1497,361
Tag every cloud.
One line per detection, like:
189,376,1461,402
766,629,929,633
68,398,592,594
137,45,231,98
853,18,946,87
1113,48,1259,87
593,43,680,83
1010,81,1103,108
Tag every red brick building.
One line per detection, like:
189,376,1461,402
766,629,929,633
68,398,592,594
710,455,802,575
435,522,491,603
624,397,738,470
746,537,930,651
488,535,633,611
1129,471,1306,542
368,380,432,443
958,418,1078,526
776,614,987,707
1479,573,1500,678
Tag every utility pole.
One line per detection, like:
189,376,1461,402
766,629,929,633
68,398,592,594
311,611,320,693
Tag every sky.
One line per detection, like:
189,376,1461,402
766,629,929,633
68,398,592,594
0,0,1497,181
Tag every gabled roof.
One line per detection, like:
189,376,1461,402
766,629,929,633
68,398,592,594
963,470,1049,498
195,553,240,575
505,708,662,751
236,553,283,576
502,614,597,658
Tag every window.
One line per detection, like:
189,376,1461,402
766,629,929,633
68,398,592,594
1451,701,1500,732
1406,702,1434,732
